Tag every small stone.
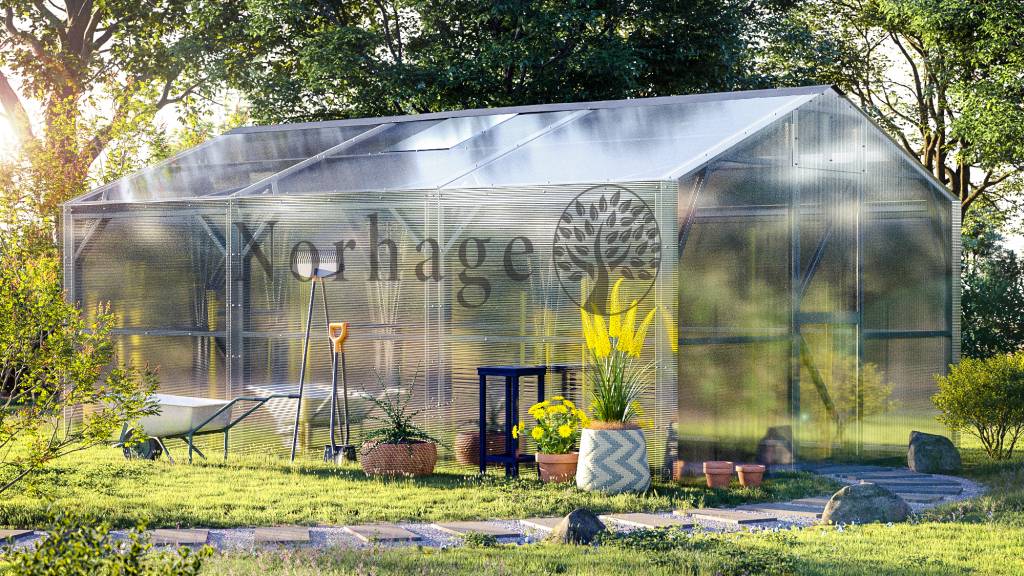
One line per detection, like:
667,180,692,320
546,508,606,545
822,483,910,525
908,431,961,474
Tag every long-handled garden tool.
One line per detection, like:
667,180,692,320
325,321,356,463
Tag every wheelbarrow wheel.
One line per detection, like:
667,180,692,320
124,438,163,461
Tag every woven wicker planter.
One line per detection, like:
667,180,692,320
454,431,509,466
360,441,437,477
576,427,651,494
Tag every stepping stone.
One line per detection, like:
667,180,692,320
344,524,421,543
846,471,929,480
739,503,822,519
520,517,563,532
148,529,209,546
253,526,311,544
677,508,778,525
875,484,962,495
897,493,945,503
600,513,694,529
0,529,35,542
791,497,831,507
431,521,519,538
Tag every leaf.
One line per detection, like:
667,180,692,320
637,241,649,255
589,203,598,221
633,227,644,240
575,200,584,216
568,272,583,281
620,199,632,212
632,206,643,217
584,221,594,235
561,213,573,224
605,246,620,259
606,211,617,227
610,189,621,206
621,268,635,279
574,245,590,256
606,231,618,244
638,271,652,280
553,246,564,257
647,228,658,240
644,213,655,223
630,258,644,268
559,227,571,240
599,195,607,211
573,227,585,241
620,217,635,227
557,261,571,271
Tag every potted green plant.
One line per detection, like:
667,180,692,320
360,371,443,477
513,396,588,483
576,279,655,494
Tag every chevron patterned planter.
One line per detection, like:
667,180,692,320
576,428,651,494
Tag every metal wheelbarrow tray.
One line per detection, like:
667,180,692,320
122,391,299,463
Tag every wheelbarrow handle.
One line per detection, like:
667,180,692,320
328,322,349,353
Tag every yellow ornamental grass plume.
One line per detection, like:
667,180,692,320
630,308,657,357
616,300,639,355
608,278,624,338
660,304,678,353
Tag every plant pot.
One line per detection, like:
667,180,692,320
360,441,437,477
454,430,508,466
576,427,651,494
536,452,579,483
672,459,687,481
703,460,734,489
736,464,766,487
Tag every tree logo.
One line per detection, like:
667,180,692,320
553,185,661,315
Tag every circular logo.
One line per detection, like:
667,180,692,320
552,184,662,315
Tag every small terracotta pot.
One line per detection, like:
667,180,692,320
703,460,734,489
736,464,766,487
537,452,579,483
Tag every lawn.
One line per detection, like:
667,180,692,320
0,447,835,529
197,449,1024,576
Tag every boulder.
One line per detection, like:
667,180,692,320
821,483,910,525
908,430,961,474
546,508,606,545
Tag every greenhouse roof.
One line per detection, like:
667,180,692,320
71,85,837,205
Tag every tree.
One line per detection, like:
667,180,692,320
960,208,1024,359
0,0,242,233
760,0,1024,219
224,0,778,124
934,353,1024,460
0,227,156,493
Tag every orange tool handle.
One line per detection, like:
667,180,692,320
328,322,349,353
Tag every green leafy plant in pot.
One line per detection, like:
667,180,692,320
576,278,655,494
360,369,443,477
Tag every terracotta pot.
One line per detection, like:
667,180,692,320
703,460,734,489
736,464,766,487
454,430,508,466
536,452,579,483
360,441,437,477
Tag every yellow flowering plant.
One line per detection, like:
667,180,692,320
580,278,656,423
512,396,588,454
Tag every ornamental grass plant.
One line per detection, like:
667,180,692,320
580,278,656,424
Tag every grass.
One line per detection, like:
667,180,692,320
197,447,1024,576
0,447,836,529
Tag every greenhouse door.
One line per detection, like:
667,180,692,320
795,320,862,460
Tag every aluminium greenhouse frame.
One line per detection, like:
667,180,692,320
64,85,959,470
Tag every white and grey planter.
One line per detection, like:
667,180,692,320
576,427,651,494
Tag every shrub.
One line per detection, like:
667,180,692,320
934,353,1024,460
4,512,210,576
0,235,157,493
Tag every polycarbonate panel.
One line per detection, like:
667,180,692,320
448,95,810,188
388,114,516,151
676,89,954,463
91,125,372,202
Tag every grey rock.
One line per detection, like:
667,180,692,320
546,508,606,545
822,483,910,525
908,431,961,474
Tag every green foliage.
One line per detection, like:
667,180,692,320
0,234,157,493
459,532,498,548
961,212,1024,359
223,0,784,124
361,370,443,449
520,397,587,454
759,0,1024,218
934,353,1024,460
2,512,210,576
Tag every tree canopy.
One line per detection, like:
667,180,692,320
224,0,781,124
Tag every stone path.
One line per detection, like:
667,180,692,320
5,465,983,552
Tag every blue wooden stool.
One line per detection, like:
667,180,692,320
477,365,546,478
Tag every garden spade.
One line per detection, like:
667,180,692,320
325,321,356,463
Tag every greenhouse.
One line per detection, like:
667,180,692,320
63,85,958,470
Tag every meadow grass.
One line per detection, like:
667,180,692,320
0,447,835,529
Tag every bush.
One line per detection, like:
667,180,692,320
934,353,1024,460
3,512,210,576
